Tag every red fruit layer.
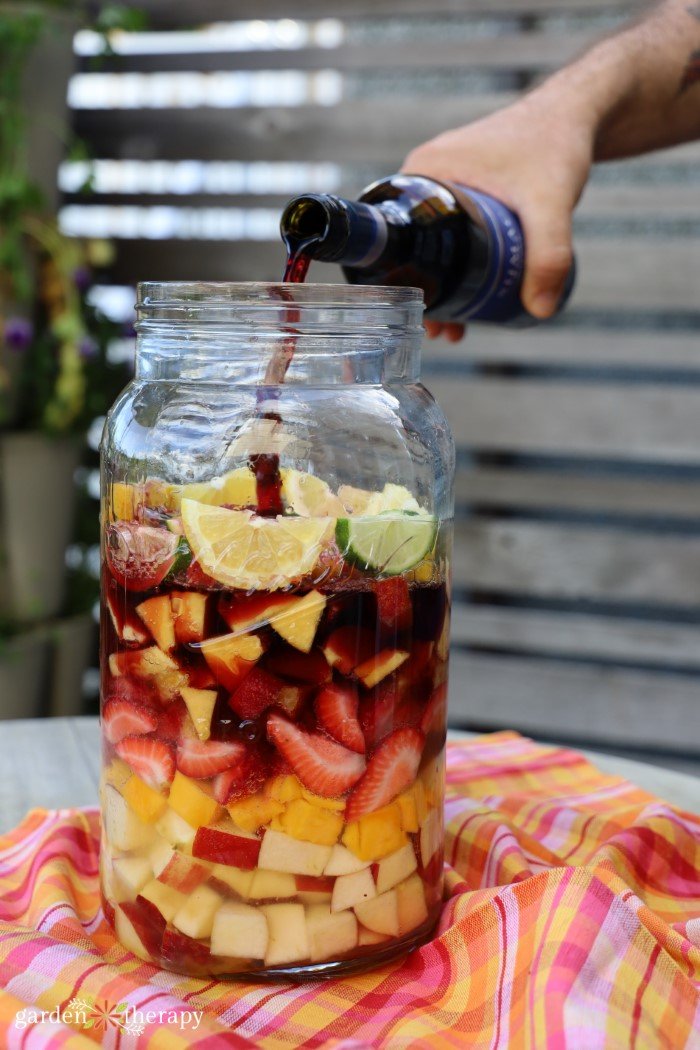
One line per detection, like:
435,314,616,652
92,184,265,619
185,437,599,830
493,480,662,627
267,711,366,797
420,683,448,737
105,521,178,593
177,737,246,778
219,592,296,633
315,682,365,754
116,735,175,791
345,727,424,823
192,826,261,869
374,577,413,635
229,666,287,720
295,874,335,893
104,675,158,709
158,698,190,743
263,644,331,685
411,584,448,642
103,697,158,745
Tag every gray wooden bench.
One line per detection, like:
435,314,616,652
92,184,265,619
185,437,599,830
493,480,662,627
65,0,700,770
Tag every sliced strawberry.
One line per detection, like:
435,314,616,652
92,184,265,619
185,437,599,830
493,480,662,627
263,644,331,685
183,558,221,591
358,677,400,750
104,674,158,709
315,682,365,754
267,711,366,797
374,576,412,636
420,683,448,737
103,697,158,745
321,626,375,676
219,592,296,633
229,666,285,720
345,727,424,823
212,751,266,804
176,737,247,779
116,735,175,791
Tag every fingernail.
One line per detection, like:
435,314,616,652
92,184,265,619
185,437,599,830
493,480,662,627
529,291,559,318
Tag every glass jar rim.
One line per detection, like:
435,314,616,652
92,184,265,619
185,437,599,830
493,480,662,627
137,281,424,317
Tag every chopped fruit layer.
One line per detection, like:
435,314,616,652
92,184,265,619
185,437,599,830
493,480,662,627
101,480,448,975
267,712,366,798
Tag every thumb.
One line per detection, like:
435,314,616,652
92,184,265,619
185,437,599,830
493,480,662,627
519,201,574,319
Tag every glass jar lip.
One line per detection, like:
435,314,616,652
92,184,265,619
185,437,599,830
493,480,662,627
137,281,424,313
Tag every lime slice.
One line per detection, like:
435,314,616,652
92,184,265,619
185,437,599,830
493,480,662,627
336,511,437,576
181,499,335,590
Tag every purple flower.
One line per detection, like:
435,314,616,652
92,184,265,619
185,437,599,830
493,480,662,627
4,317,33,352
73,266,92,293
79,335,99,360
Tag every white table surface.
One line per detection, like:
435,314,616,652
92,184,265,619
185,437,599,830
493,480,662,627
0,717,697,834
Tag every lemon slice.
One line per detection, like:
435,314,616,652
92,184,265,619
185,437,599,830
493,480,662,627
281,469,345,517
181,467,256,508
364,483,422,516
181,499,335,590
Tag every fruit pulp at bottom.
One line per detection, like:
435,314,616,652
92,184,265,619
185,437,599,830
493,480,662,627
100,569,449,976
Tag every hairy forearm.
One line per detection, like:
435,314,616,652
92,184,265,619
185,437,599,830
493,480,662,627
532,1,700,160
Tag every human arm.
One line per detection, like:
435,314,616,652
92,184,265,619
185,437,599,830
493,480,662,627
402,1,700,338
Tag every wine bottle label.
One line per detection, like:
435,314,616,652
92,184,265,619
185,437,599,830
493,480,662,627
450,187,529,324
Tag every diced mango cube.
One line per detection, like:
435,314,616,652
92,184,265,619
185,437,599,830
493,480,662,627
300,786,346,813
169,772,223,828
396,789,419,834
265,774,304,804
277,799,343,847
413,780,429,824
103,758,133,793
122,774,168,823
227,793,285,833
342,803,407,861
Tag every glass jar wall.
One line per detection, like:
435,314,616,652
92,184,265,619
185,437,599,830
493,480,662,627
99,283,454,978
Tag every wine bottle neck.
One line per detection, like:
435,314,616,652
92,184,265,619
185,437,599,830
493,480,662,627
281,194,390,267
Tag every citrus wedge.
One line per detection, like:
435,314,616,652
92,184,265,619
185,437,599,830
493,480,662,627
180,467,256,509
281,469,345,517
336,511,437,576
180,499,335,590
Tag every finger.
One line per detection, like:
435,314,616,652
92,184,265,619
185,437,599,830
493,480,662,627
423,320,443,339
520,202,574,319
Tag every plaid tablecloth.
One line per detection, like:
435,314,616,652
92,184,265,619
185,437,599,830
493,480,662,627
0,731,698,1048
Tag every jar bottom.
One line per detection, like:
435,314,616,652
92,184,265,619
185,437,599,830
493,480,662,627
103,893,441,981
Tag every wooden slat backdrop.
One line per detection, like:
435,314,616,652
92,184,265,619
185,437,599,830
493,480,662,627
68,0,700,767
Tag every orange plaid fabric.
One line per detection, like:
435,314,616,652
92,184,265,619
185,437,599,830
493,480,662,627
0,731,698,1047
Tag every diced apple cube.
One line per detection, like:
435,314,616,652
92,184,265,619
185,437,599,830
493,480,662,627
396,873,429,935
358,925,390,947
180,686,217,742
219,592,296,633
260,903,310,967
321,626,375,676
294,874,334,905
105,587,150,646
420,807,442,868
149,836,175,878
168,772,223,828
306,904,358,963
155,806,197,849
324,843,369,877
354,889,400,938
171,591,208,644
192,824,261,870
248,869,297,900
139,878,186,923
115,904,153,962
271,590,326,653
103,758,133,793
211,863,255,900
172,884,222,940
136,595,176,652
113,857,152,901
258,829,332,877
157,852,209,894
331,867,375,913
109,645,179,679
103,785,150,852
354,649,409,689
374,844,418,895
210,901,269,959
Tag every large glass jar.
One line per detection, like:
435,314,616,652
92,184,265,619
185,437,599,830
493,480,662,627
99,283,454,979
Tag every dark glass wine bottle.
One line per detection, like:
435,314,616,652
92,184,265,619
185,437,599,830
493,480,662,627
280,174,575,325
